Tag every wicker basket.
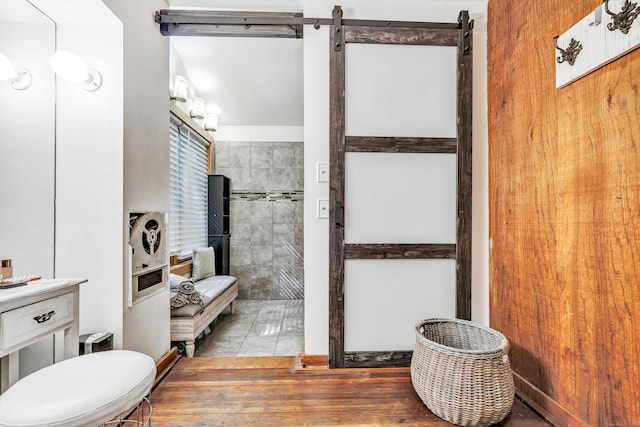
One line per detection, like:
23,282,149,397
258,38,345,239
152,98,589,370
411,318,514,427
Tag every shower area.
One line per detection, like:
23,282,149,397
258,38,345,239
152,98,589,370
214,140,304,301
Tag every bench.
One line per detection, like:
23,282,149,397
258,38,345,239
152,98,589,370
169,262,238,357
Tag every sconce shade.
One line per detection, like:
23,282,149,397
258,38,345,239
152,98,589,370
171,75,188,102
50,50,102,91
204,112,218,132
50,51,89,82
0,53,32,91
0,53,17,80
190,96,206,120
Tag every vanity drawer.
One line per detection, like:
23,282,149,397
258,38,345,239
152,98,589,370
0,293,74,349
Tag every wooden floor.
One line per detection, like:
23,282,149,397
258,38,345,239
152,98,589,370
147,356,552,426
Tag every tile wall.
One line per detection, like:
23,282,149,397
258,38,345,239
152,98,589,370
214,141,304,300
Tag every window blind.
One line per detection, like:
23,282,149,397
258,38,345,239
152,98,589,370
169,117,209,258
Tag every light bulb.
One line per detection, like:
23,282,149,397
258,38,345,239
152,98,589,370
50,50,102,91
0,53,17,80
0,52,32,90
51,51,89,82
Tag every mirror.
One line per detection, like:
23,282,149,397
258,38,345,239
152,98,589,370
0,0,56,377
0,0,55,278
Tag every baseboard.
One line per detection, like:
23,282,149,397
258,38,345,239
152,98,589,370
513,371,590,427
153,346,180,390
295,354,329,371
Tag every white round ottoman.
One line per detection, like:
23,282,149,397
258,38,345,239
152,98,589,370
0,350,156,427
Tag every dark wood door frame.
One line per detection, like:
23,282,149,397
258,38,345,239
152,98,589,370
329,6,474,368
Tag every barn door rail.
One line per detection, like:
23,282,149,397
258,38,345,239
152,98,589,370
155,8,473,39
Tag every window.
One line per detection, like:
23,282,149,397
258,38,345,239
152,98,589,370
169,116,209,258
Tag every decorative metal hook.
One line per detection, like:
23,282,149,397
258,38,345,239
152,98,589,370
554,35,583,66
603,0,640,34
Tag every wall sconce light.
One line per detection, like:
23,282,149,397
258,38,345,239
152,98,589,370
170,75,188,102
190,96,205,120
0,53,32,90
204,112,218,132
50,51,102,91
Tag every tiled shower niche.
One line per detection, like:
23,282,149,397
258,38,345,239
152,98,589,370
214,141,304,300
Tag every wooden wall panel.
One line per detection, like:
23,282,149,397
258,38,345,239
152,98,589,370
488,1,640,425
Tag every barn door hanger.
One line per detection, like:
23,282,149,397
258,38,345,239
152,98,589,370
333,6,343,51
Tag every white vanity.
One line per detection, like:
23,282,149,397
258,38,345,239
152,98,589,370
0,279,86,393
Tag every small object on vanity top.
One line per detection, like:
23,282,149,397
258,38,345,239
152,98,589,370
0,259,13,280
0,274,41,288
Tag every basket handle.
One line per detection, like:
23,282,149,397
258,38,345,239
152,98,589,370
500,339,510,354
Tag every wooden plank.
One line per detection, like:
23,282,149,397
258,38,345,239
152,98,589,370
169,261,192,277
489,0,640,425
344,351,413,368
455,12,473,321
345,136,457,153
160,23,302,38
296,354,329,370
328,5,346,369
153,347,180,390
345,244,456,259
344,26,459,46
140,356,553,426
513,372,587,427
342,19,460,30
157,10,303,24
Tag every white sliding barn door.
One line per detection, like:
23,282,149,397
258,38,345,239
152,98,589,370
329,7,473,368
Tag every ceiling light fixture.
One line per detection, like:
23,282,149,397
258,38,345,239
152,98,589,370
170,75,188,102
0,53,32,90
50,50,102,91
190,96,205,120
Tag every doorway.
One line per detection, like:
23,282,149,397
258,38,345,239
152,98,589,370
169,27,305,357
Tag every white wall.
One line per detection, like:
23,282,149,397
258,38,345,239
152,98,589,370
0,0,56,378
0,3,55,280
215,126,304,142
103,0,171,362
31,0,125,348
302,0,488,355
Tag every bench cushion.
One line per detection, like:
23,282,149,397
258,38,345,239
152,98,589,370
170,275,237,318
0,350,155,427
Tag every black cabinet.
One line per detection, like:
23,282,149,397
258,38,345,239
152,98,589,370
208,234,230,276
208,175,230,275
208,175,230,235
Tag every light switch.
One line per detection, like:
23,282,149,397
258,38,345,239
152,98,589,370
317,162,329,183
317,199,329,219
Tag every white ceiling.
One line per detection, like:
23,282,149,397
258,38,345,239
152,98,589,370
171,36,303,127
168,0,304,128
167,0,488,127
167,0,303,12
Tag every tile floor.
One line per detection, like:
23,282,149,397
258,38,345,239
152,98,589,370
194,299,304,357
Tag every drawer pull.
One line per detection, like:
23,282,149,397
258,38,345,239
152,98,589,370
33,310,55,324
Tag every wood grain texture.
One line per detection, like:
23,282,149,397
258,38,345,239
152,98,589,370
143,357,552,426
329,5,346,369
456,13,473,321
344,26,459,46
488,1,640,425
344,351,413,368
345,136,457,153
345,243,456,259
169,261,192,276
